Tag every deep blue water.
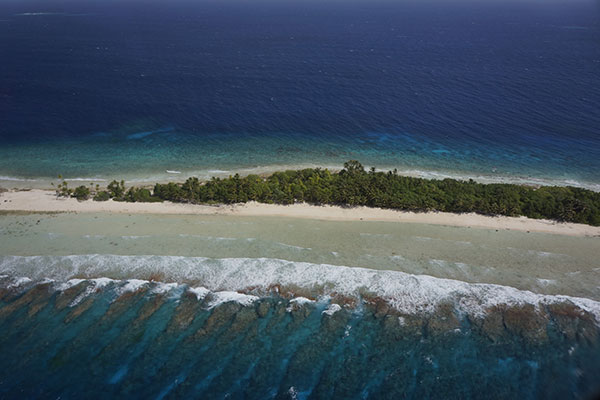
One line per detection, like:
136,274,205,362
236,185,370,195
1,0,599,186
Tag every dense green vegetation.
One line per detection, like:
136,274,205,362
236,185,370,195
54,178,92,201
62,161,600,225
93,190,110,202
72,185,90,201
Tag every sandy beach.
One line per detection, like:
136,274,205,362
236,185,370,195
1,189,598,237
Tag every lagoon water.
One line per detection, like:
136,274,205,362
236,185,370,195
2,213,600,300
1,0,600,188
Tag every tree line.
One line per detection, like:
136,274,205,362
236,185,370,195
57,161,600,226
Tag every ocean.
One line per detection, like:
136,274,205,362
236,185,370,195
2,0,600,398
2,272,600,399
1,212,600,398
1,0,599,188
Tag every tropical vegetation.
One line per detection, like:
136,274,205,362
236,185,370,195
58,161,600,225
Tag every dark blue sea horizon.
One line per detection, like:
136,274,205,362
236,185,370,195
1,0,599,188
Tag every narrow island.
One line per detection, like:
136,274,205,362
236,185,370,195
2,161,600,236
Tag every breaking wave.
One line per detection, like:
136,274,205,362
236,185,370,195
2,256,600,399
1,254,599,320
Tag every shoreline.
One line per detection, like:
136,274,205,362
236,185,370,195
1,189,599,237
2,164,600,193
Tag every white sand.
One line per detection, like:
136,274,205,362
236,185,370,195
1,189,599,237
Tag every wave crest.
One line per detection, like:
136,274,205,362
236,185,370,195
1,254,599,323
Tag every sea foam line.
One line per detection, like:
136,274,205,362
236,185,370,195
0,254,599,320
4,163,598,192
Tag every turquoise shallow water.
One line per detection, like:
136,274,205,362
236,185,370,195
2,213,600,300
1,128,599,190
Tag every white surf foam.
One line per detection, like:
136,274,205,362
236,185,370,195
63,278,116,307
118,279,148,294
57,278,86,291
150,282,179,295
64,178,107,182
188,286,210,300
92,277,116,287
322,304,342,316
207,291,259,308
8,277,32,288
290,297,315,305
286,296,316,312
1,255,599,320
0,176,39,182
392,167,600,193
